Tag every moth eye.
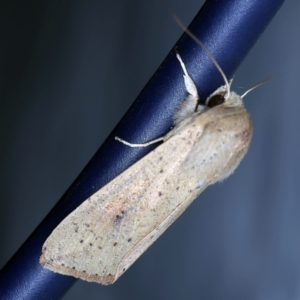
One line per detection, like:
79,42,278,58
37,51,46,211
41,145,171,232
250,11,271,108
207,95,225,108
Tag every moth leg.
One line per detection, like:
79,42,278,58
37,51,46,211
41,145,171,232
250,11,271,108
115,136,165,148
174,50,203,125
175,50,198,99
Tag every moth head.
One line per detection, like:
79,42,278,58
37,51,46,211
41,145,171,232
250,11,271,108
205,78,270,109
205,78,243,108
206,91,243,108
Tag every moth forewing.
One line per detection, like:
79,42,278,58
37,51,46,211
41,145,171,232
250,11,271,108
40,92,252,284
40,124,209,284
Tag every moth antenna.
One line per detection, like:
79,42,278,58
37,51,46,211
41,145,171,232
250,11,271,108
241,76,271,98
172,13,231,99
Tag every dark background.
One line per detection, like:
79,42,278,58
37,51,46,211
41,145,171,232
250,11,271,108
1,1,300,299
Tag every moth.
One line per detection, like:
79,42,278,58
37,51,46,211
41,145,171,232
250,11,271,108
40,32,262,284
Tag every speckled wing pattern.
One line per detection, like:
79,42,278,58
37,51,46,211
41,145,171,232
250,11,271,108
40,103,252,284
